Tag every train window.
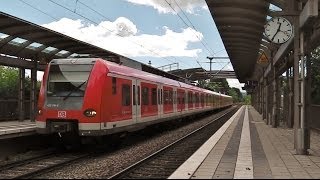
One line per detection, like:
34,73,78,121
188,92,192,104
161,89,163,104
152,88,157,105
158,89,160,105
175,91,177,104
133,85,136,105
112,77,116,94
201,94,204,105
138,86,140,105
169,90,173,104
182,94,185,104
164,90,169,105
122,84,131,106
142,87,149,105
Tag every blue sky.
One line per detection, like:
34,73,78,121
0,0,244,91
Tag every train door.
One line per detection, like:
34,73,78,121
157,84,163,118
132,79,141,123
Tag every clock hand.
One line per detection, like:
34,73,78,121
271,22,282,41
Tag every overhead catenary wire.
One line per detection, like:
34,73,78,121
164,0,227,70
19,0,59,21
75,0,194,68
164,0,214,56
172,0,216,56
47,0,180,64
20,0,184,66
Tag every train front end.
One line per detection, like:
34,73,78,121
36,58,104,136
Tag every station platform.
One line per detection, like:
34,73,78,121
169,105,320,179
0,120,36,139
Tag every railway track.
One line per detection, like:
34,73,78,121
108,106,238,179
0,151,90,179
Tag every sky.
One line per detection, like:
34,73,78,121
0,0,245,92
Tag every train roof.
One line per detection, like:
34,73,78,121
100,59,231,98
50,58,232,98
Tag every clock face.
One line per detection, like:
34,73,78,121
264,17,293,44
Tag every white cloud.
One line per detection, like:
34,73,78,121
126,0,207,14
42,17,202,58
227,79,245,92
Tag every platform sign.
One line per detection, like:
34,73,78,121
258,52,268,64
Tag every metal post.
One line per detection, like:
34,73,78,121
18,68,25,121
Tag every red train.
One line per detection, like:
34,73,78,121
36,58,233,136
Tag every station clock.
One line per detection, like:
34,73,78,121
264,17,293,44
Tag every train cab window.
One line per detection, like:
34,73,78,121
112,77,117,94
142,87,149,105
122,84,131,106
152,88,157,105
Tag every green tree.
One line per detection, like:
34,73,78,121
0,66,41,98
227,87,243,102
0,66,19,98
244,95,251,105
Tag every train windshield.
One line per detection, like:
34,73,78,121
47,64,93,98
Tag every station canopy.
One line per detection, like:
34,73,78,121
169,68,237,81
206,0,271,83
0,12,188,83
0,12,122,62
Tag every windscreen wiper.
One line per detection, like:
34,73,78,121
63,81,87,101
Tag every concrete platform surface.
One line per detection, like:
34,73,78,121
169,105,320,179
0,120,36,139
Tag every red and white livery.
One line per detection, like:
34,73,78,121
36,58,233,136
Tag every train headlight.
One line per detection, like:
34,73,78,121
38,109,42,115
84,109,97,117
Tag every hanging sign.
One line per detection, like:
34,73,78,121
258,52,269,64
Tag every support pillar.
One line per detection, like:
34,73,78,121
288,67,294,128
260,82,263,114
278,76,282,126
268,83,272,125
272,74,279,128
293,14,309,155
263,78,267,121
18,68,25,121
30,62,37,122
283,69,289,127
